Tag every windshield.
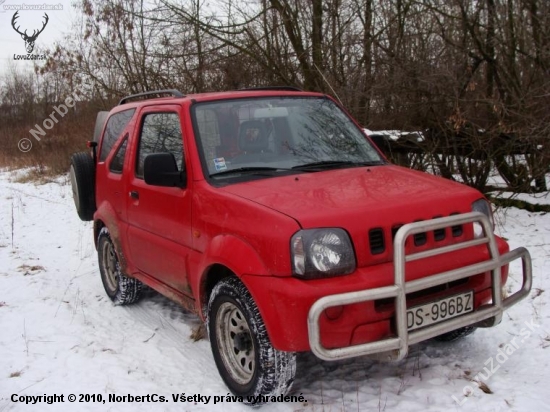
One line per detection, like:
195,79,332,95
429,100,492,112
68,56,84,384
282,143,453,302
192,97,384,180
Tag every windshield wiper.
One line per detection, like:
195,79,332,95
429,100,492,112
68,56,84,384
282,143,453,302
210,166,292,177
210,161,382,177
292,160,384,170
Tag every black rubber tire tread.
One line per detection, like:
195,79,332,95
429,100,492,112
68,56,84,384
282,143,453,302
207,277,296,405
97,227,142,305
434,326,476,342
70,152,96,221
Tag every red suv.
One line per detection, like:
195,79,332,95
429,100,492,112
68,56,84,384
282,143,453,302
70,88,532,404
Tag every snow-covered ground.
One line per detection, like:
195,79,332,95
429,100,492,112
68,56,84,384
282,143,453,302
1,169,549,412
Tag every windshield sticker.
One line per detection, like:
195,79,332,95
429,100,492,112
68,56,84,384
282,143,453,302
214,157,227,171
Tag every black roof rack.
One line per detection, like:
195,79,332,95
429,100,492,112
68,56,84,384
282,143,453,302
238,86,302,92
118,89,185,106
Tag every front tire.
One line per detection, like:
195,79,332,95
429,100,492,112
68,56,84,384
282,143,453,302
207,277,296,405
97,227,142,305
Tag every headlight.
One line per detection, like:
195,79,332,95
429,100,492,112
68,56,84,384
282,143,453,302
472,198,494,238
291,228,356,278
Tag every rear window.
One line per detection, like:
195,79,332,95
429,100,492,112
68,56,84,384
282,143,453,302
99,109,135,162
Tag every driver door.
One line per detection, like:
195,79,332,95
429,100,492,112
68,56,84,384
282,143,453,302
125,105,193,295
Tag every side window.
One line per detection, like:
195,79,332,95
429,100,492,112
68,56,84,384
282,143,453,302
136,112,184,178
99,109,135,162
109,135,128,174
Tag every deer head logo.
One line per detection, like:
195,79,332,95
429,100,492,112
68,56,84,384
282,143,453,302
11,11,49,54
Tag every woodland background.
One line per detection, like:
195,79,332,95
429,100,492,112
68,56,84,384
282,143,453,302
0,0,548,203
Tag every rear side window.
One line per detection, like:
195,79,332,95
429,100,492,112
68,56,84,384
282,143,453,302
136,112,184,178
99,109,135,161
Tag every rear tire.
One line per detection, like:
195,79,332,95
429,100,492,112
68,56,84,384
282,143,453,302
207,277,296,405
97,227,142,305
434,326,476,342
70,152,96,221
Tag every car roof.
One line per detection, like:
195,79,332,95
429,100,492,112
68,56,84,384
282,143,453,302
108,89,326,115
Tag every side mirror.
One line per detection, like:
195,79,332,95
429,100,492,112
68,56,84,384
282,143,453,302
144,153,186,188
368,134,387,151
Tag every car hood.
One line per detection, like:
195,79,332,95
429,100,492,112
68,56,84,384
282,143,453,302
219,165,482,228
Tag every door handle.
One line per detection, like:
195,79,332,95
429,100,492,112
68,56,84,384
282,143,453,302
129,190,139,199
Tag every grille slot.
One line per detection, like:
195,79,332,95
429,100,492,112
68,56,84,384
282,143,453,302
369,228,385,254
450,212,463,236
413,232,427,246
434,228,446,241
413,220,427,246
391,224,403,241
433,216,446,241
452,225,463,237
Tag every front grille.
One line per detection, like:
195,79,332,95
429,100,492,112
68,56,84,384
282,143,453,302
368,213,466,256
369,228,385,254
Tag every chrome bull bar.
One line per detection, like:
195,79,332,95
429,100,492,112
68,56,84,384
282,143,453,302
307,212,532,361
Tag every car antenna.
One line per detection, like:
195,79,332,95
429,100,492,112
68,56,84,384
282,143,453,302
313,63,343,105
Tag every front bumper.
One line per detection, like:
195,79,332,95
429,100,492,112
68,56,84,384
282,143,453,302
307,212,532,361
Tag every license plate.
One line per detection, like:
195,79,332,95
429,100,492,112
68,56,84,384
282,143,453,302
406,291,474,331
